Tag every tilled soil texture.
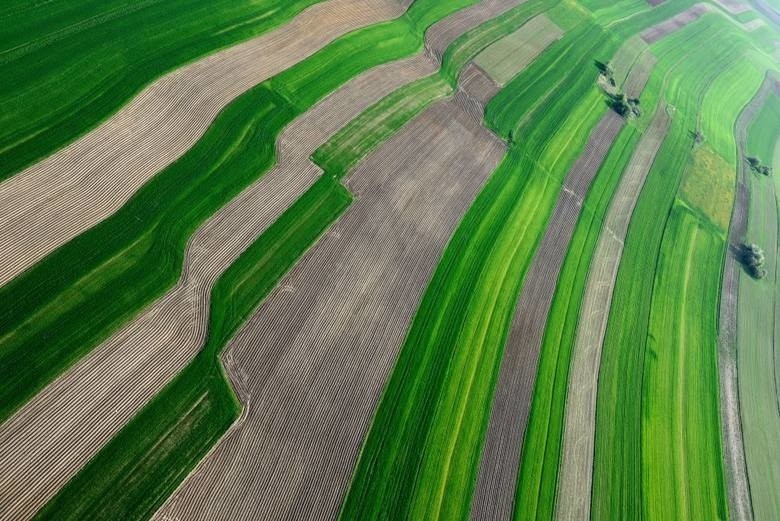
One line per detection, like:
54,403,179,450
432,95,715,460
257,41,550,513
470,55,655,521
0,0,404,288
555,102,670,521
155,99,505,521
0,2,518,518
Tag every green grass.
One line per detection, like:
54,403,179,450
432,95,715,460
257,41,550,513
736,88,780,521
0,0,325,180
0,0,483,425
514,121,643,521
340,2,712,519
593,14,773,520
642,205,729,521
35,174,351,521
31,1,541,517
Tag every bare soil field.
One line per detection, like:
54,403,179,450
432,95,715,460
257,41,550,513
641,4,712,44
0,2,518,518
717,76,777,521
0,0,404,288
154,98,505,521
470,58,655,521
555,103,671,521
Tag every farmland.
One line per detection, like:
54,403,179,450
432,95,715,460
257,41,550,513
0,0,778,520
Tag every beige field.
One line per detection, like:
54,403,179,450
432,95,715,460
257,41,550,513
0,0,405,289
474,14,563,86
155,98,505,521
0,2,519,518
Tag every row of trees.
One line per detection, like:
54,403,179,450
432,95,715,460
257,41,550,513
741,242,768,279
746,156,773,176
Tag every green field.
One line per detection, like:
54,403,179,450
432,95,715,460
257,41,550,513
31,1,548,517
0,0,327,180
593,14,772,520
737,88,780,521
1,0,779,519
0,0,482,425
340,2,727,519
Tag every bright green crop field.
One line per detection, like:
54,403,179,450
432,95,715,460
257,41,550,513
1,0,779,519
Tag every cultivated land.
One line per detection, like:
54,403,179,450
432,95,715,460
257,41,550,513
156,99,505,521
18,1,521,518
729,78,780,521
1,0,779,519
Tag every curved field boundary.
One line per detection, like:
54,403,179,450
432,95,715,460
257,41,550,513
156,99,505,521
641,3,712,43
592,18,772,519
0,2,517,518
719,75,778,521
555,102,671,521
0,0,404,289
470,42,656,520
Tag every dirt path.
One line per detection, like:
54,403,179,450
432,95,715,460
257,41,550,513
154,98,505,521
555,103,671,521
0,0,406,289
0,3,519,519
718,75,778,521
470,54,655,521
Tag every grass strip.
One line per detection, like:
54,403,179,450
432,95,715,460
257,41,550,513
593,16,772,519
35,174,350,521
0,0,476,424
340,2,704,518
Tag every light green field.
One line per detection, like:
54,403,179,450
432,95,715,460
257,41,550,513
737,89,780,521
594,12,775,520
341,2,721,520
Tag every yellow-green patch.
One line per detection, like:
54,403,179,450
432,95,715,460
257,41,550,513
679,145,735,231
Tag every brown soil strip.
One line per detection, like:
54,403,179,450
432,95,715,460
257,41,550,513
718,75,778,521
641,3,712,44
470,59,655,521
0,3,519,519
0,0,405,289
453,62,501,122
154,99,505,521
555,103,671,521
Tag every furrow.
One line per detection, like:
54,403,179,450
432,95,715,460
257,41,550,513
718,75,777,521
0,0,405,288
155,97,505,521
0,1,519,518
641,3,712,44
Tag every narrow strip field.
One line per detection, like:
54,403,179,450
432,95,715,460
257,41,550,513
593,13,774,520
716,76,775,521
555,103,671,520
11,2,520,518
0,0,404,289
728,78,780,521
474,14,564,85
155,99,505,521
